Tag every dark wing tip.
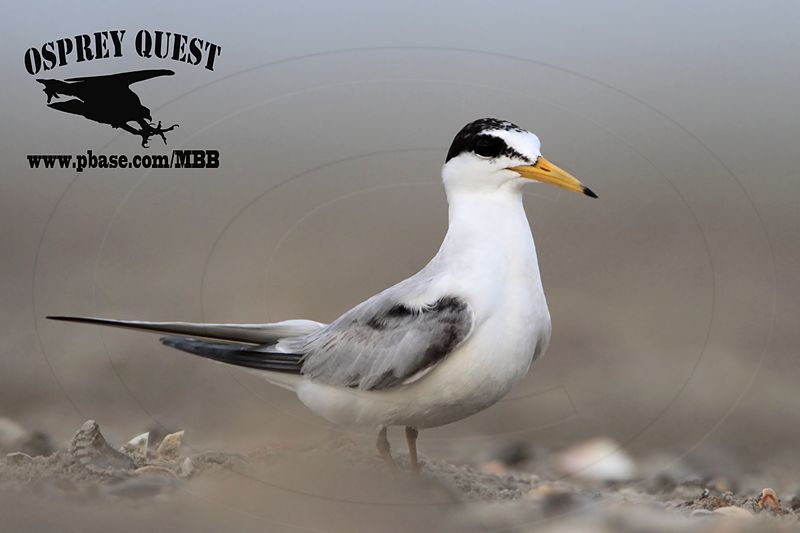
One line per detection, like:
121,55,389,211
160,335,303,373
159,335,184,348
583,186,598,199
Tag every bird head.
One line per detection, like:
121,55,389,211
442,118,596,198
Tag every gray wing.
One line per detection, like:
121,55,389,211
283,292,474,391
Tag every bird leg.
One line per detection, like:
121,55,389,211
405,426,419,472
376,426,396,470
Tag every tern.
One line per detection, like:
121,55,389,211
48,118,596,471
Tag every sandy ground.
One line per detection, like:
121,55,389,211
2,418,798,533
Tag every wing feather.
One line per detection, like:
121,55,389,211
160,337,303,373
284,293,474,391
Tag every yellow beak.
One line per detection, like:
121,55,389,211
508,157,597,198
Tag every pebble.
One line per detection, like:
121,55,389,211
714,506,753,519
790,495,800,511
554,437,637,482
178,457,195,478
528,484,557,498
493,441,531,467
479,460,507,476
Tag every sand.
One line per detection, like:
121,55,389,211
1,419,798,532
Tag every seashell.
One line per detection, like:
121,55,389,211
134,465,177,478
156,430,184,460
69,420,134,474
758,487,781,513
120,432,149,458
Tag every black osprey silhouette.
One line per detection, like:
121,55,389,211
37,69,179,147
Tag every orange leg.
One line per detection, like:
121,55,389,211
376,426,396,469
405,426,419,472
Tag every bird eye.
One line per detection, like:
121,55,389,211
473,135,505,158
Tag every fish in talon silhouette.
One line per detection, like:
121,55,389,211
36,69,179,147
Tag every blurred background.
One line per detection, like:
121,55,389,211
2,1,798,531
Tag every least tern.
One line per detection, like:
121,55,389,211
49,118,596,470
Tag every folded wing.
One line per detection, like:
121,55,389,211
282,294,474,391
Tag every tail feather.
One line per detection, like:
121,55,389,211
46,315,324,344
160,336,303,374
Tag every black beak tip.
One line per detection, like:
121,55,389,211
583,186,598,199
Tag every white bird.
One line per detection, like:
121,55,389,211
48,118,596,471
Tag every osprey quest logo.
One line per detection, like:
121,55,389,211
25,30,222,171
37,69,179,147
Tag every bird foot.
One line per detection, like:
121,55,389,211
136,120,179,148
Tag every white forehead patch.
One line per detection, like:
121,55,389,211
486,129,541,162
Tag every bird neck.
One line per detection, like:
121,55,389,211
445,181,527,230
436,185,540,279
